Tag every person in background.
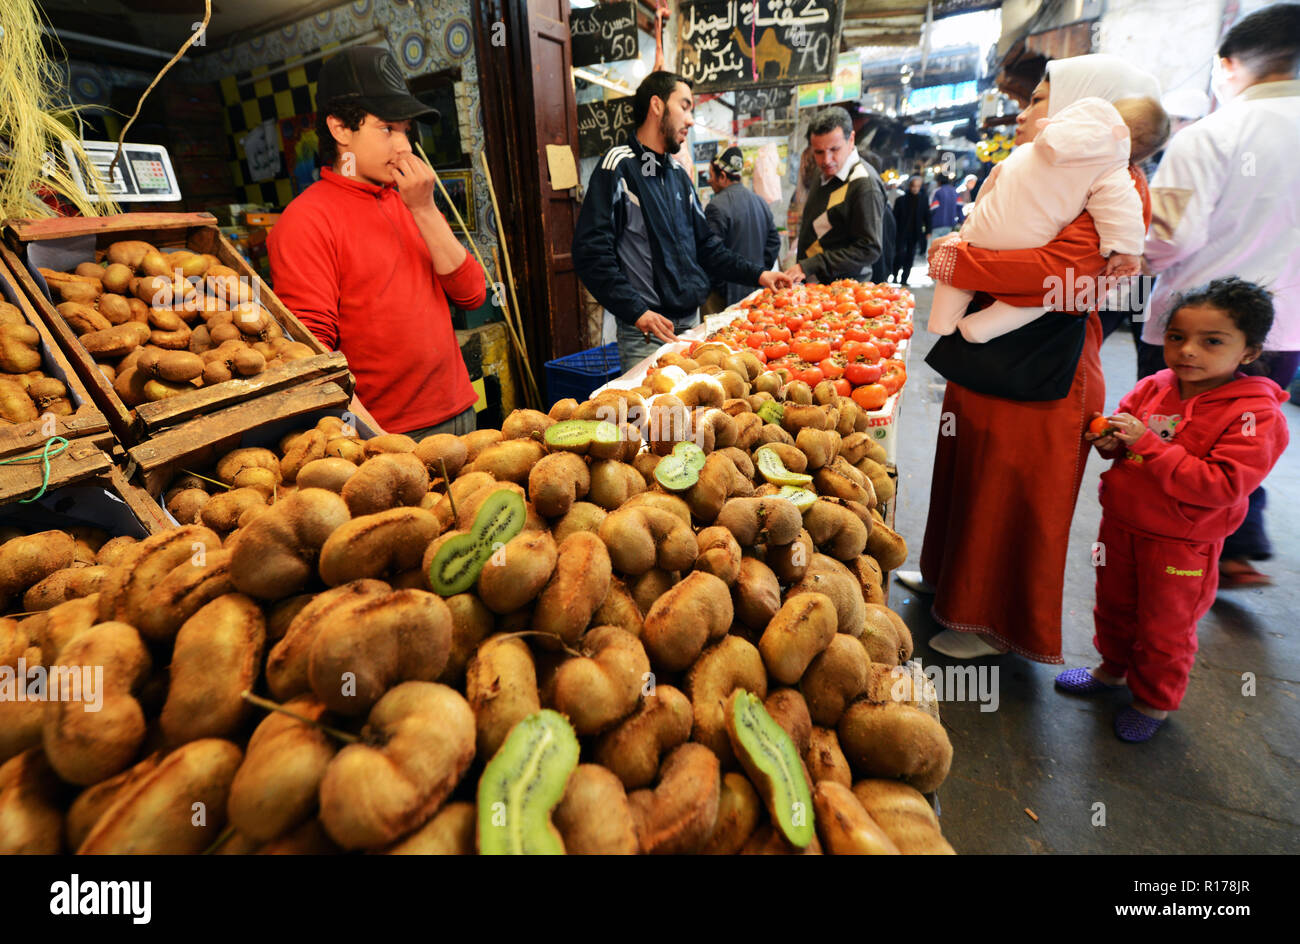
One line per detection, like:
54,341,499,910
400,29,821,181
703,146,781,312
1061,278,1289,741
785,107,885,284
861,150,896,285
1138,2,1300,587
1160,88,1210,141
883,176,903,210
891,175,930,286
268,46,484,441
928,174,962,240
956,173,980,214
572,71,790,371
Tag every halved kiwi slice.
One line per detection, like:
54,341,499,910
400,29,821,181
775,485,817,511
543,419,622,453
427,489,527,595
477,710,580,855
653,440,707,492
757,400,784,425
755,445,813,486
725,689,815,849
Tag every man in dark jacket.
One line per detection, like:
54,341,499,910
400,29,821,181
785,107,884,284
929,174,962,238
704,146,781,309
891,175,930,285
862,151,895,285
573,72,790,370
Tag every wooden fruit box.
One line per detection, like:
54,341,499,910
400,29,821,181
0,438,167,540
1,465,171,620
125,379,356,499
1,212,353,447
0,248,111,460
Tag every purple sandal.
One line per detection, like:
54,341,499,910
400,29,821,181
1114,706,1166,743
1054,668,1121,695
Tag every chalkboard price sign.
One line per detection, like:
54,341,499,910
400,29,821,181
678,0,845,93
577,98,637,159
735,86,795,115
571,2,639,67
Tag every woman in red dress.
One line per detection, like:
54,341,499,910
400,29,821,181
901,55,1162,662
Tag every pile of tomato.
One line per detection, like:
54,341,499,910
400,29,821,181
698,280,914,411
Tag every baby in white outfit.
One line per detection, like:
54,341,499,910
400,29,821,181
928,96,1168,343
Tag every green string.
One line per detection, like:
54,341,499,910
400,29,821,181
0,436,70,503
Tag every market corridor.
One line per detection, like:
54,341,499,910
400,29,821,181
893,273,1300,854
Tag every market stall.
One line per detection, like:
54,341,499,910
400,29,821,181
1,225,953,854
0,0,955,856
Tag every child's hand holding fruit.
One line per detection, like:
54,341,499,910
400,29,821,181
1087,412,1145,452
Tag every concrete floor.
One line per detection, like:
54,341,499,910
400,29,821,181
890,271,1300,854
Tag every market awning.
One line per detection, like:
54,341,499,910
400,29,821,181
841,0,1002,48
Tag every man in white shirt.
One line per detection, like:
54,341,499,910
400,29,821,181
1139,3,1300,586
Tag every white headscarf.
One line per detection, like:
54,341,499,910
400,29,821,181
1045,54,1162,117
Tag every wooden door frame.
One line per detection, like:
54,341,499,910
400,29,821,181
474,0,584,370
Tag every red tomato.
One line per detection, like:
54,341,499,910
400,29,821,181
762,341,790,360
1088,415,1114,437
842,340,880,363
832,377,852,397
793,339,831,362
818,357,845,380
844,362,882,386
797,367,825,387
851,384,889,410
879,362,907,395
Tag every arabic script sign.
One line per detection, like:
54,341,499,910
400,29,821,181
577,97,637,159
571,1,639,67
677,0,844,93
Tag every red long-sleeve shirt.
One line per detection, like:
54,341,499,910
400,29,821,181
1098,369,1290,542
267,167,486,433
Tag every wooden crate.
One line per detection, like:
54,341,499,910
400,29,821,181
1,212,353,446
0,437,113,506
127,380,354,499
0,249,110,459
0,462,172,593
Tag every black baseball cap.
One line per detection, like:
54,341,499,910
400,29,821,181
712,146,744,178
315,46,439,122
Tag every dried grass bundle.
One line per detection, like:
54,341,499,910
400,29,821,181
0,0,119,219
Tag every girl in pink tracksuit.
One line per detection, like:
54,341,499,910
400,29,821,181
1056,278,1290,741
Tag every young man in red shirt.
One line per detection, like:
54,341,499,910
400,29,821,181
269,47,485,440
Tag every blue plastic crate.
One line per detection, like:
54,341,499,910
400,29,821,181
544,342,622,407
